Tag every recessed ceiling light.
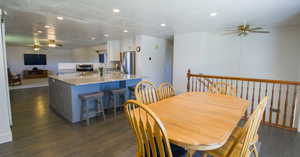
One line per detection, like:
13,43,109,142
160,23,166,27
210,12,218,17
113,8,120,13
123,29,128,33
37,30,43,33
104,34,109,37
91,37,96,40
44,25,50,28
57,16,64,20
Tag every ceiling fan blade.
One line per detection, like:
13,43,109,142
238,32,248,37
223,31,240,35
224,29,239,32
249,27,263,31
56,44,63,47
249,30,270,33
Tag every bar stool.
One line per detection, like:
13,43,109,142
79,91,105,125
110,88,128,119
128,86,136,99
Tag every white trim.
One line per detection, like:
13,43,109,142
0,8,12,144
0,131,12,144
1,12,12,126
298,111,300,133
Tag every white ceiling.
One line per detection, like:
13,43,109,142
1,0,300,49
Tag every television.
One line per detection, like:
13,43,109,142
24,54,47,65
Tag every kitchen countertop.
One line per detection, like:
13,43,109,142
48,72,143,86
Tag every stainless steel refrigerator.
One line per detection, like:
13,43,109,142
120,51,136,75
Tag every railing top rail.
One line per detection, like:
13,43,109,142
187,70,300,85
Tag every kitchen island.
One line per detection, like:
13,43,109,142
48,72,142,123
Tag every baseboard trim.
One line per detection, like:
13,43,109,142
0,131,12,144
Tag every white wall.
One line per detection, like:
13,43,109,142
135,35,173,85
121,38,136,52
71,45,105,62
6,46,73,75
173,27,300,131
173,27,300,93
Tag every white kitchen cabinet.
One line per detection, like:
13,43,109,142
107,40,121,61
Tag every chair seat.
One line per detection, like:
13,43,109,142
231,126,259,145
205,127,259,157
206,137,243,157
79,91,104,100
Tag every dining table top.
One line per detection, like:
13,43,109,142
147,92,249,151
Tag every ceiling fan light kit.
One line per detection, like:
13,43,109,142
33,44,40,51
48,40,57,48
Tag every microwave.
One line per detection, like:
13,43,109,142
76,64,94,72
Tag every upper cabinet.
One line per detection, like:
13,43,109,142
107,40,121,61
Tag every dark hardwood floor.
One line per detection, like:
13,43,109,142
0,87,299,157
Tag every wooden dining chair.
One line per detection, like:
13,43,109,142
208,82,237,96
158,82,176,100
135,80,159,105
124,100,173,157
203,97,268,157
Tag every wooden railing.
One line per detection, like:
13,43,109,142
187,69,300,131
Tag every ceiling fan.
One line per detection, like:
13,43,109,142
25,39,63,51
224,24,270,37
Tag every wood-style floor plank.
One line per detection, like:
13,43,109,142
0,87,299,157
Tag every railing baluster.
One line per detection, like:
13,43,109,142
235,80,238,97
283,85,289,126
207,78,210,92
199,77,203,92
258,82,262,104
276,84,282,125
225,79,228,93
241,81,244,99
263,83,268,122
187,69,191,92
195,77,198,92
269,83,275,124
192,77,195,92
251,82,256,113
245,81,250,117
290,85,298,128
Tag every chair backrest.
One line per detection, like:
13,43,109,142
158,83,176,100
208,82,237,96
124,100,173,157
230,97,268,157
135,80,159,105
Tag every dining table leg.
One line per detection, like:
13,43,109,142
186,149,195,157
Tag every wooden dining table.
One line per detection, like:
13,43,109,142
147,92,249,157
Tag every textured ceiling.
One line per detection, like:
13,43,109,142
1,0,300,49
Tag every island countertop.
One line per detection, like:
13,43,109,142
49,72,143,86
